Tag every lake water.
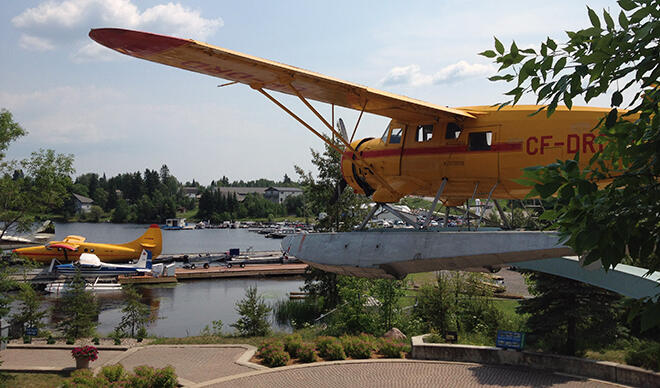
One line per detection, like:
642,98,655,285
30,223,305,337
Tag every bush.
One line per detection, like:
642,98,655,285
66,337,75,345
257,339,290,367
92,337,100,345
151,365,177,388
625,341,660,371
341,336,372,359
231,286,272,337
284,334,304,358
424,333,444,343
297,342,317,363
324,340,346,360
100,364,125,382
378,339,408,358
47,335,55,344
315,336,336,359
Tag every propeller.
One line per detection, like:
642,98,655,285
337,118,348,143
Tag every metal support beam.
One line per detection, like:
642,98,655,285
465,182,479,230
359,203,380,230
445,207,450,227
423,178,448,228
476,182,498,229
381,203,420,229
494,200,511,230
350,100,368,142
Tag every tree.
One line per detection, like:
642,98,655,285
56,271,99,340
518,272,624,356
111,198,130,223
231,286,271,337
117,285,152,338
11,283,46,336
0,110,74,238
481,0,659,328
295,137,368,231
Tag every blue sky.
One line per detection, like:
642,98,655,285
0,0,620,185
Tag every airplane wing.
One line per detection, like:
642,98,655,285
89,28,475,122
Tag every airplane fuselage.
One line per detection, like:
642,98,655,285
342,105,611,204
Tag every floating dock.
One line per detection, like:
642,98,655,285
175,263,307,280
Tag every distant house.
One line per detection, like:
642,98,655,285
73,193,94,214
213,187,268,202
183,187,200,199
264,187,303,204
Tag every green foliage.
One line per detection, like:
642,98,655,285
340,335,373,359
518,272,624,356
482,0,660,327
323,340,346,360
273,298,324,329
199,319,223,336
295,136,369,231
625,340,660,371
47,335,55,344
0,260,16,322
314,336,337,359
56,271,98,340
296,342,317,363
0,109,74,238
92,337,100,345
378,338,408,358
257,339,289,367
117,285,152,338
11,283,46,336
110,328,123,345
62,364,177,388
231,286,272,337
413,272,502,337
283,334,304,358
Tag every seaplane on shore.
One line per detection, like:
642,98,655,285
53,249,153,276
88,28,619,278
13,224,162,264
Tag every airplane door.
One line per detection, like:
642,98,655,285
464,127,499,181
369,122,405,177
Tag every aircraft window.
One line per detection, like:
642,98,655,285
84,248,88,252
446,122,462,139
416,125,434,142
468,131,492,151
389,127,403,144
90,249,95,252
381,124,390,142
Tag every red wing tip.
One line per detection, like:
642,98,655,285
149,224,160,228
89,28,189,57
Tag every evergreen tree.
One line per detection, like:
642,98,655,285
231,286,271,337
117,285,152,338
11,283,46,335
56,271,98,340
518,272,624,356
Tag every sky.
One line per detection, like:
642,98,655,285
0,0,621,185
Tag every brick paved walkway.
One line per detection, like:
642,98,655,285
113,346,257,384
0,348,124,370
201,361,617,388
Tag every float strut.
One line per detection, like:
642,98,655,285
465,182,479,230
494,200,511,230
381,203,420,230
359,203,381,230
476,182,498,230
423,178,448,229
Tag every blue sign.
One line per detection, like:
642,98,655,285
496,330,525,350
25,327,38,336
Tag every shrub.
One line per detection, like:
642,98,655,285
625,341,660,371
341,336,372,359
315,336,335,358
424,333,444,343
100,364,125,382
231,286,272,337
92,337,100,345
66,337,75,345
23,335,31,344
324,340,346,360
378,339,408,358
47,335,55,344
137,326,148,342
297,342,317,363
110,329,123,345
257,339,289,367
284,334,304,358
151,365,178,388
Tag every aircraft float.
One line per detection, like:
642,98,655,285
87,28,613,277
54,249,153,276
13,224,162,264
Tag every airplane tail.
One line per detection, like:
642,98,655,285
136,249,153,269
121,225,162,259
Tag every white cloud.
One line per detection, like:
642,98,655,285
18,34,55,51
381,61,496,87
12,0,223,61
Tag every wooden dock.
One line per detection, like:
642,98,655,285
175,263,308,280
118,275,178,284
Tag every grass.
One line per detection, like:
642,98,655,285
405,272,438,287
176,208,198,220
491,298,520,316
2,372,69,388
585,349,628,364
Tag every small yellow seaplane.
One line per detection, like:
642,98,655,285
13,224,162,264
86,28,614,277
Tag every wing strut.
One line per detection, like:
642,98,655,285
256,86,398,196
350,100,368,142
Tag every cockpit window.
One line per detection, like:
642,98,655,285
445,122,462,139
468,131,493,150
389,127,403,144
416,125,434,142
380,124,390,142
